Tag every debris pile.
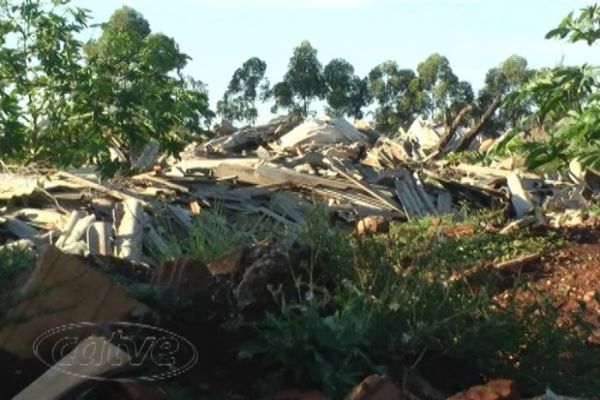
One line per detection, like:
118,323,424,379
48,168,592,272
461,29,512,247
1,115,592,258
0,114,597,399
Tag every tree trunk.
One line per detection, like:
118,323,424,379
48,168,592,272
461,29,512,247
303,97,308,118
434,105,473,155
455,95,502,152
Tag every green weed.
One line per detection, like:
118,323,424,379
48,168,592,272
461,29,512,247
237,299,379,398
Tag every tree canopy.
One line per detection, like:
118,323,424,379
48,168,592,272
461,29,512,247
270,41,327,117
218,57,268,125
368,61,425,133
0,0,89,163
0,2,213,173
83,6,213,172
323,58,371,119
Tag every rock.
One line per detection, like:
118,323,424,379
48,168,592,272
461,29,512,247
345,375,405,400
207,247,248,275
356,216,390,235
583,290,596,303
153,256,214,299
234,244,289,309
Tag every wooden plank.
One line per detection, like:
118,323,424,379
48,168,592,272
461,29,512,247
0,247,143,359
13,336,131,400
212,163,356,191
256,164,357,191
130,173,190,193
494,253,541,271
452,163,540,180
179,157,259,172
212,164,266,186
326,158,404,213
53,171,147,206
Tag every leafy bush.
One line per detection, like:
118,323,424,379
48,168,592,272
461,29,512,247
237,301,378,398
250,211,600,394
513,5,600,171
0,246,35,287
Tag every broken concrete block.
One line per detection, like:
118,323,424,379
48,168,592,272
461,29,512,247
356,216,389,235
272,117,368,150
114,198,145,262
0,174,39,200
506,173,534,218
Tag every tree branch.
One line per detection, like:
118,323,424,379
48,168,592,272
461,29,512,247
434,104,473,155
455,95,502,152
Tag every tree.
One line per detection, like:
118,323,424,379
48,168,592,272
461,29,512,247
271,41,326,117
478,55,532,132
512,4,600,171
368,61,425,133
82,6,214,171
546,4,600,45
450,81,475,116
346,76,371,120
0,0,89,163
323,58,371,119
217,57,268,125
417,53,460,121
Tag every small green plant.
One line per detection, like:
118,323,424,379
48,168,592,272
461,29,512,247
386,215,561,272
185,212,253,262
155,208,255,263
0,246,35,289
237,300,379,398
0,246,36,318
296,207,354,282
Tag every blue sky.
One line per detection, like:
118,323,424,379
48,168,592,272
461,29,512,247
73,0,599,122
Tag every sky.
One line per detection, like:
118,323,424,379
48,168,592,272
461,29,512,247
72,0,600,123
